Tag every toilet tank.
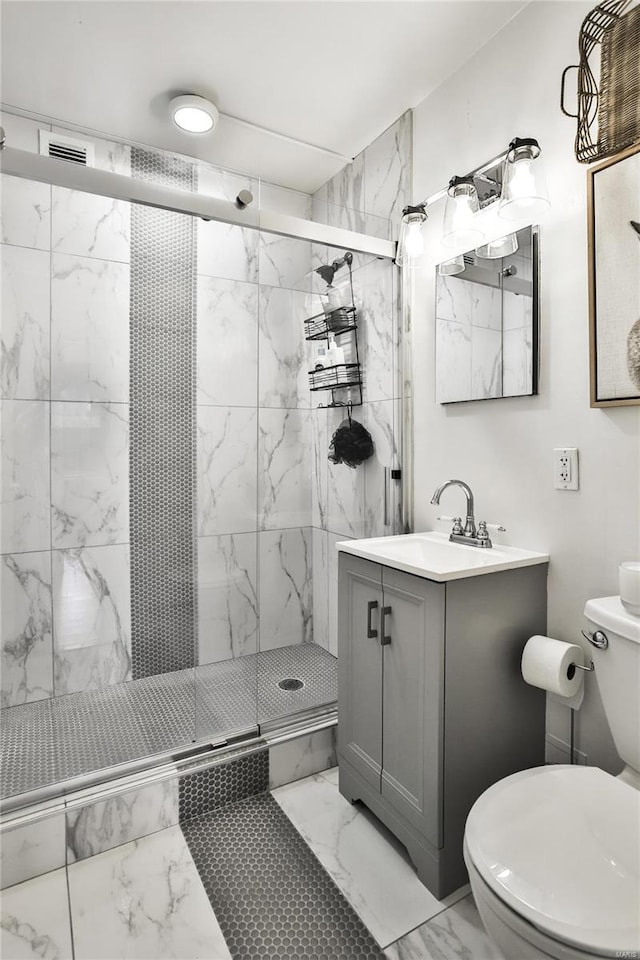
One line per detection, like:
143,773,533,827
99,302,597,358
584,597,640,772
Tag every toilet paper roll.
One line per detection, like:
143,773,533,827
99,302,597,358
521,635,585,709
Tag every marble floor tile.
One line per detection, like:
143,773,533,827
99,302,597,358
272,767,453,948
0,867,73,959
0,814,66,890
384,893,504,960
67,825,231,959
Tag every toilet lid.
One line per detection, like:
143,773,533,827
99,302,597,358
465,765,640,956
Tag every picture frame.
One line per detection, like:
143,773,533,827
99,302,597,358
587,142,640,407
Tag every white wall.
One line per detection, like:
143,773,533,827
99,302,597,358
410,1,640,773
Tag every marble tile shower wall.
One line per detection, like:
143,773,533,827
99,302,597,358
0,111,315,709
196,174,315,665
310,112,411,656
1,113,133,708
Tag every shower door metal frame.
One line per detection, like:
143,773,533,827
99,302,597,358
0,142,396,259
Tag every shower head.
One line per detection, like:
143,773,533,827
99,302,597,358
316,263,338,285
315,251,353,286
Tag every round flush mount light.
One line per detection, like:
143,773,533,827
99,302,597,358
169,95,219,134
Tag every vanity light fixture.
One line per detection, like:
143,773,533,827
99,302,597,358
169,95,219,134
499,137,550,221
475,232,519,260
396,135,549,265
442,176,484,249
396,204,428,266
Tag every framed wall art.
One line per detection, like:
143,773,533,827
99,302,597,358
587,141,640,407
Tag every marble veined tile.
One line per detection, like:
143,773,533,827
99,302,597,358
258,408,311,530
471,327,502,400
435,319,472,405
198,217,258,285
197,275,258,407
197,406,257,536
327,151,364,218
259,528,312,650
1,176,51,251
51,253,130,402
327,531,345,658
358,257,396,403
363,112,411,224
51,401,129,548
197,533,258,664
311,407,328,529
1,399,50,554
52,187,130,263
67,825,232,959
66,779,179,863
312,528,329,653
364,400,398,540
384,893,504,960
1,552,53,708
326,406,366,540
272,767,447,948
1,244,50,399
0,867,73,959
52,543,131,695
0,814,66,890
269,729,337,789
259,233,312,292
258,285,310,409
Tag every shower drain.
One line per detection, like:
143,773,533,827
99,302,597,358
277,677,305,691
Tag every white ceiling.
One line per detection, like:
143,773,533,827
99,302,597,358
1,1,527,193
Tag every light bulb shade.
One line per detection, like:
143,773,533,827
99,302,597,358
438,255,465,276
169,95,219,134
396,205,427,267
475,232,519,259
442,177,483,249
499,138,549,221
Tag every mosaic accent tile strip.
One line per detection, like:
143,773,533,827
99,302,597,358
182,792,385,959
0,644,336,799
129,148,198,679
0,699,56,798
179,752,269,822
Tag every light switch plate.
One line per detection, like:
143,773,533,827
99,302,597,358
553,447,579,490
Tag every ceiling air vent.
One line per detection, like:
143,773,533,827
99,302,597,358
39,131,95,167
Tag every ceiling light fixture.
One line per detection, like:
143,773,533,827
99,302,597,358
169,95,219,135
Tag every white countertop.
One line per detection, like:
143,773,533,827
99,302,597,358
336,531,549,582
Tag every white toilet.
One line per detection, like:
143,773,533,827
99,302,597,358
463,596,640,960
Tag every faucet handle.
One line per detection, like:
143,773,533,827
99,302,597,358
437,515,464,535
482,522,507,532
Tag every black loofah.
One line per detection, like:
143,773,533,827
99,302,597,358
328,417,374,468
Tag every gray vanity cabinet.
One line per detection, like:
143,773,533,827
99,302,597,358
337,550,547,900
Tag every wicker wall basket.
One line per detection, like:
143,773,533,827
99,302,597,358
561,0,640,163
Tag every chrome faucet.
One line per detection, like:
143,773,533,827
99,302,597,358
431,479,494,548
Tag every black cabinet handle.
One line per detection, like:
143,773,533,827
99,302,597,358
381,605,392,645
367,600,378,639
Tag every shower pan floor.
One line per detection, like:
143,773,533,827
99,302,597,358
1,643,337,802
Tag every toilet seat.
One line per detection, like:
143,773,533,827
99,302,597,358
464,765,640,957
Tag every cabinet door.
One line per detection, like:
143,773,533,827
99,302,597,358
338,553,383,790
380,566,445,848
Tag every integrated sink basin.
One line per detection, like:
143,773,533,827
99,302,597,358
337,531,549,582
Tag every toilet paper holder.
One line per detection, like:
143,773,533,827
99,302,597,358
569,660,594,674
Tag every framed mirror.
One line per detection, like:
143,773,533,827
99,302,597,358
435,225,539,403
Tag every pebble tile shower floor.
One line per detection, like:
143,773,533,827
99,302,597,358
1,644,337,799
